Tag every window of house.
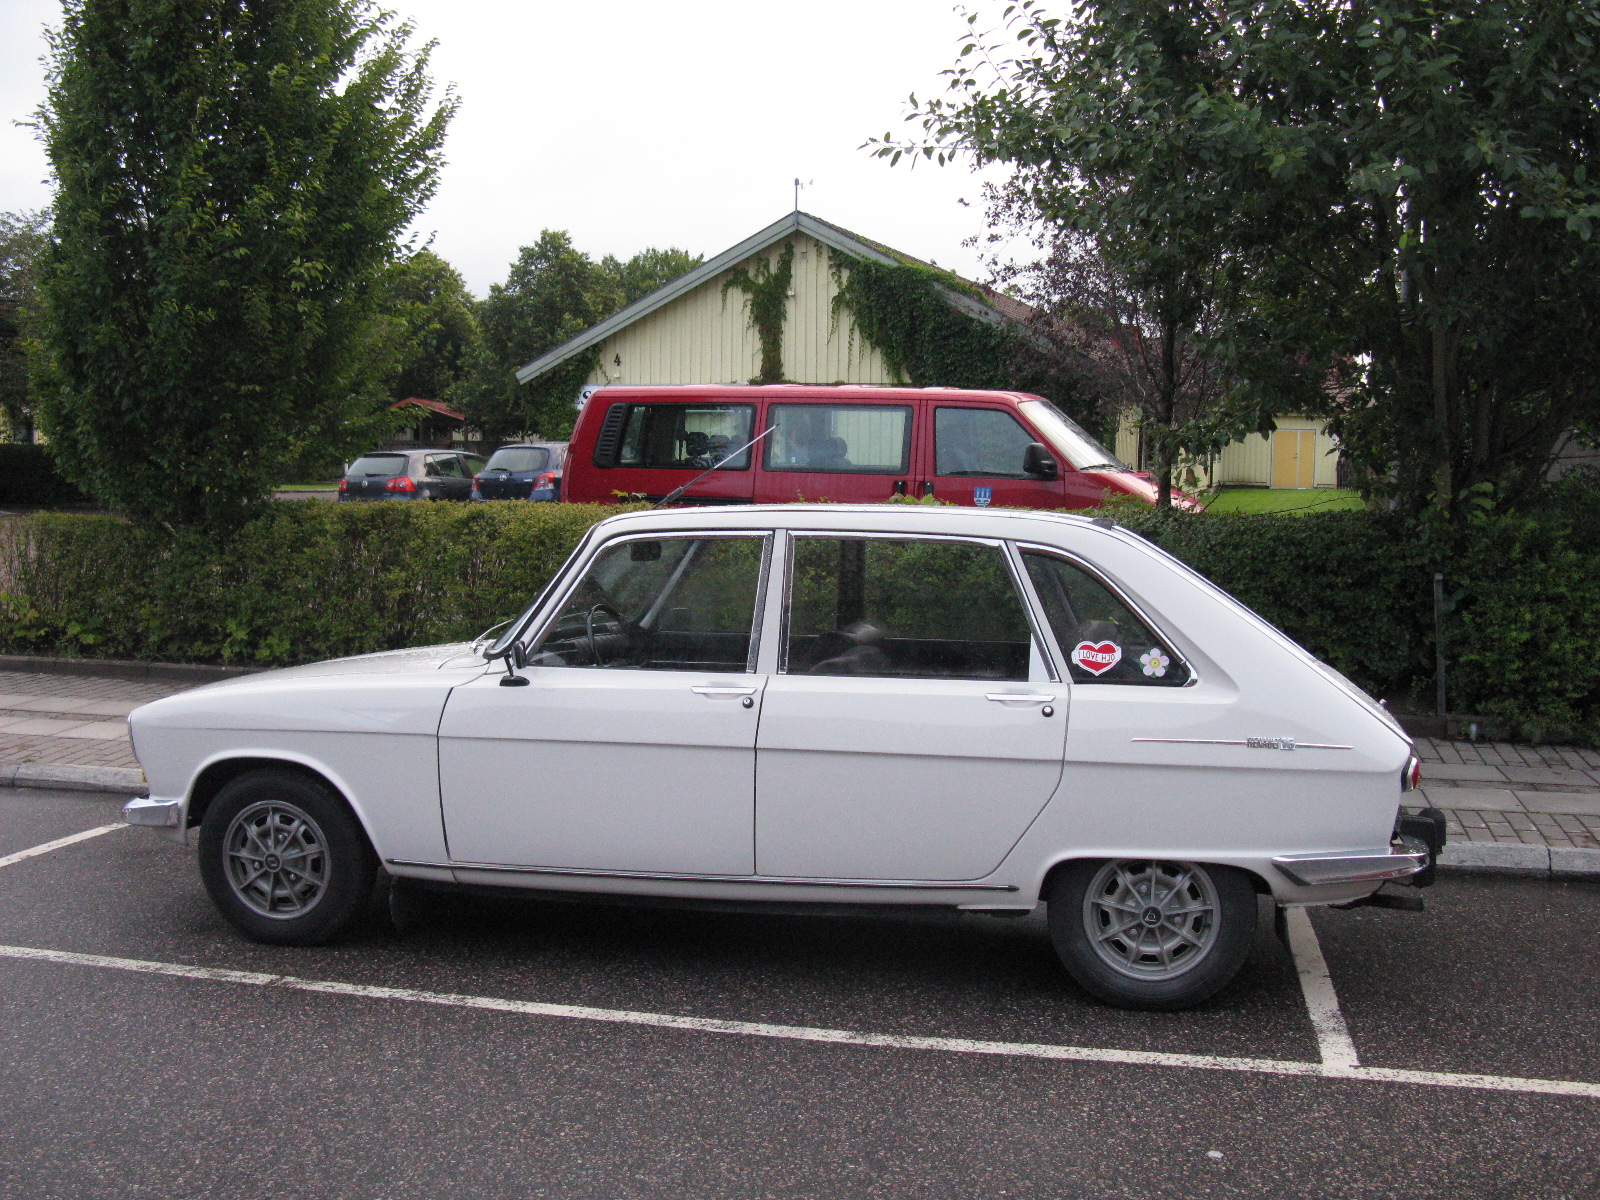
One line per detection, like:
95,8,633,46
1022,551,1191,685
763,405,912,474
784,537,1033,680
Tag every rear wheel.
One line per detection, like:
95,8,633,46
198,769,377,945
1046,859,1257,1010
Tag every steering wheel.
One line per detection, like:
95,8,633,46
585,603,626,666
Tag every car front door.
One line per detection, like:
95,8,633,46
755,533,1068,881
438,533,771,874
928,405,1068,509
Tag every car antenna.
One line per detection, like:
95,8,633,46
653,426,775,509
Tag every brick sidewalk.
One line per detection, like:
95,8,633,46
1,668,1596,869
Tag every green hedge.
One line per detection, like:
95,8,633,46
0,444,89,506
1,497,1596,742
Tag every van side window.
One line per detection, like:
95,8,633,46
784,537,1033,681
764,405,912,474
1022,551,1191,686
614,404,755,470
935,407,1037,477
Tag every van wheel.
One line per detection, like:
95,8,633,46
198,769,377,946
1046,859,1256,1011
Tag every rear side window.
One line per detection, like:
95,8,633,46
347,455,408,478
612,404,755,470
486,447,551,473
1022,551,1191,685
765,405,911,474
935,407,1037,477
785,537,1033,681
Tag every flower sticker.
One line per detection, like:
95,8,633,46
1139,648,1170,678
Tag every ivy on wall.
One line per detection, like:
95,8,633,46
828,254,1014,389
721,242,795,384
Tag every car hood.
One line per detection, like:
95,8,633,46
209,642,486,687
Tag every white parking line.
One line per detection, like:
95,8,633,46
1283,907,1360,1069
0,824,124,870
2,942,1597,1099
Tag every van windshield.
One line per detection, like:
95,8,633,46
1017,401,1128,472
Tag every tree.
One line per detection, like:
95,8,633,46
0,211,50,442
888,0,1600,515
374,248,480,403
458,238,703,441
35,0,456,529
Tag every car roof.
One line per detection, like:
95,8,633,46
584,384,1039,405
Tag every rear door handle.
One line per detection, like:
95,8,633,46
692,686,759,697
985,693,1056,704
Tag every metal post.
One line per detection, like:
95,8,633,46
1433,572,1447,719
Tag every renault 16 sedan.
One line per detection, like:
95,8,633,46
123,505,1443,1010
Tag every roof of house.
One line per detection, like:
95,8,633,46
392,397,466,421
514,210,1038,385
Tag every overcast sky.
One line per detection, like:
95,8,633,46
1,0,1017,296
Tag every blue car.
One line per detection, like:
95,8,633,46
471,441,567,502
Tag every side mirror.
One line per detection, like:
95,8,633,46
1023,442,1059,480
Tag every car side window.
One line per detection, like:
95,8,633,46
784,537,1033,681
1022,551,1191,686
935,407,1037,478
528,536,766,672
433,456,464,478
764,405,912,474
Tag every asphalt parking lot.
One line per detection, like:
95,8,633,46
2,787,1598,1200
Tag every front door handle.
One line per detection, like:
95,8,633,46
922,481,935,497
985,693,1056,704
692,686,759,697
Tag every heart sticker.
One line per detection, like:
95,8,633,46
1072,640,1122,676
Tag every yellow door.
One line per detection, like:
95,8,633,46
1271,430,1316,488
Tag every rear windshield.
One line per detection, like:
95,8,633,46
485,447,551,473
347,455,408,478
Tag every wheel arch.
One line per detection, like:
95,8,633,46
1037,855,1272,905
187,755,360,834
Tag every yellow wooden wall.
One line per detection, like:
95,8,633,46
1114,411,1339,488
583,234,897,387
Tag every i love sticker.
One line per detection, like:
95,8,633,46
1072,640,1122,676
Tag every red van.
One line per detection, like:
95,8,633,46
562,384,1178,510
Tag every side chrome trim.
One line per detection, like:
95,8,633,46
1272,848,1427,887
386,858,1018,892
122,796,182,828
1130,738,1354,751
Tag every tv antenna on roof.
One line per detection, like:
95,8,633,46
794,178,813,212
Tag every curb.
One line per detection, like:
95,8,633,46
1,762,1595,878
0,654,259,684
0,762,147,796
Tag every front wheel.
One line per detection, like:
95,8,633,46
198,769,378,946
1046,859,1257,1011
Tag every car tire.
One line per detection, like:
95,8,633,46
1046,858,1257,1011
198,768,378,946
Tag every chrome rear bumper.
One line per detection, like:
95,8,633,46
1272,846,1428,888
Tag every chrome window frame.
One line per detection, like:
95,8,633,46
518,529,774,675
1013,541,1198,688
775,530,1055,682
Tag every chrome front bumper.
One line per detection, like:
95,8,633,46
1272,846,1429,888
122,795,182,828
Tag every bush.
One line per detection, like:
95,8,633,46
1,496,1596,742
0,444,89,506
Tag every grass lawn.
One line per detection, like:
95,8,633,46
1205,487,1366,515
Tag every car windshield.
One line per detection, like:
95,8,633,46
347,454,408,478
1017,401,1128,472
485,447,550,473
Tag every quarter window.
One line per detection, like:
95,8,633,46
616,404,755,470
529,536,766,672
935,407,1037,477
1022,551,1191,686
764,405,912,474
785,537,1033,681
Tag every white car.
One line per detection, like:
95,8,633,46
123,504,1443,1010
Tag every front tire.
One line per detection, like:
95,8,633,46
198,769,378,946
1046,859,1257,1011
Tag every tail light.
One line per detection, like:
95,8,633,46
337,478,348,493
473,474,482,488
385,476,416,493
1401,754,1422,792
533,471,556,490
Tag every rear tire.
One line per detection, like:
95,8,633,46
198,769,377,946
1047,859,1257,1011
